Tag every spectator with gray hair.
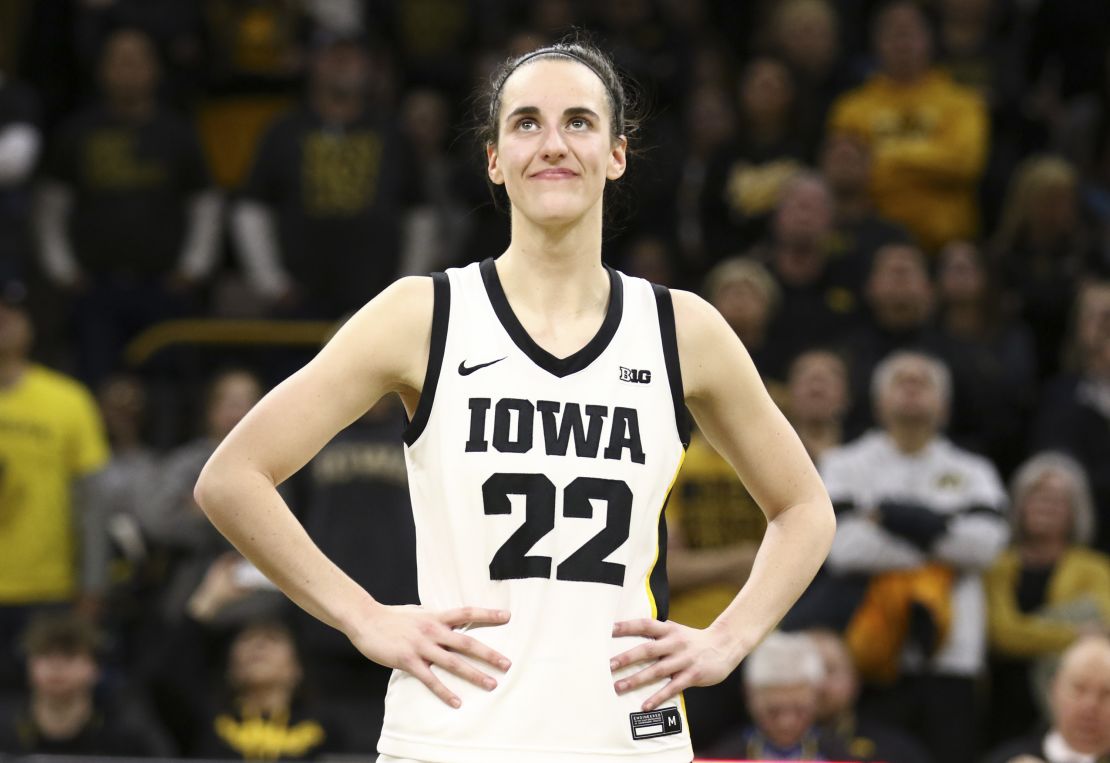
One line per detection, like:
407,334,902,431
985,452,1110,746
704,631,849,760
809,350,1009,763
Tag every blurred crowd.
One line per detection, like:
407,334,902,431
1,0,1110,761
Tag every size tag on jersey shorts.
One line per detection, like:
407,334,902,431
629,707,682,740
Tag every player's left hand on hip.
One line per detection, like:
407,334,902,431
609,618,736,711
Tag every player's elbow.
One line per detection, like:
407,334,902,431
815,499,837,560
193,457,236,521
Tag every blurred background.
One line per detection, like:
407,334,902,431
0,0,1109,761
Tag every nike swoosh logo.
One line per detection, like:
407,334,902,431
458,357,507,376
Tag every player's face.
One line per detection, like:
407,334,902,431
748,682,819,748
488,59,627,229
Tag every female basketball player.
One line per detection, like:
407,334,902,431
195,41,835,763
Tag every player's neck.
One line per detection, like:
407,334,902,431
499,210,608,317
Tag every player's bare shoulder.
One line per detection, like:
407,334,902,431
667,288,739,402
322,275,437,401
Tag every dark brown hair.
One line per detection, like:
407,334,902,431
21,613,103,658
478,36,640,148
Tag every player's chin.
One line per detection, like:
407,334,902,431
521,196,599,227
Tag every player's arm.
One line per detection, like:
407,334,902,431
612,290,835,710
194,276,510,708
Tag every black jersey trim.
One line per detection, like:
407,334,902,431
403,272,450,446
479,257,623,378
652,284,691,448
649,492,671,623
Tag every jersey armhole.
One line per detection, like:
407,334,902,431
652,283,692,449
402,272,450,446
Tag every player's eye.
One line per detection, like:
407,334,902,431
517,117,539,131
568,117,590,130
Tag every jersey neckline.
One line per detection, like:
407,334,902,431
479,257,624,378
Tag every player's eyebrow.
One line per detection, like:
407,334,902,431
505,106,602,122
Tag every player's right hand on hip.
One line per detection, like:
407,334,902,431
348,604,512,708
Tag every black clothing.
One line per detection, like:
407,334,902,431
0,703,157,756
290,414,418,752
763,257,864,382
44,106,210,277
1033,374,1110,554
241,107,419,317
701,137,809,260
825,713,934,763
860,673,979,763
827,215,911,296
931,321,1038,475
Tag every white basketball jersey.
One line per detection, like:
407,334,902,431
378,259,694,763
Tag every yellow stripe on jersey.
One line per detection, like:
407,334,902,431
645,450,687,620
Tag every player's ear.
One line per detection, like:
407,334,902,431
487,143,504,185
606,135,627,181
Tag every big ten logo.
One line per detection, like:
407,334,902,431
302,130,382,216
619,367,651,384
83,130,167,189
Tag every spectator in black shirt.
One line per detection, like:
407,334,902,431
751,173,862,381
990,155,1099,380
195,618,344,760
232,32,418,319
933,240,1037,474
0,612,162,756
820,133,911,296
702,55,808,258
840,243,941,436
34,27,220,387
770,0,859,158
288,399,417,752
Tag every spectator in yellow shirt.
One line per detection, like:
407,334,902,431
828,0,989,253
0,278,109,690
